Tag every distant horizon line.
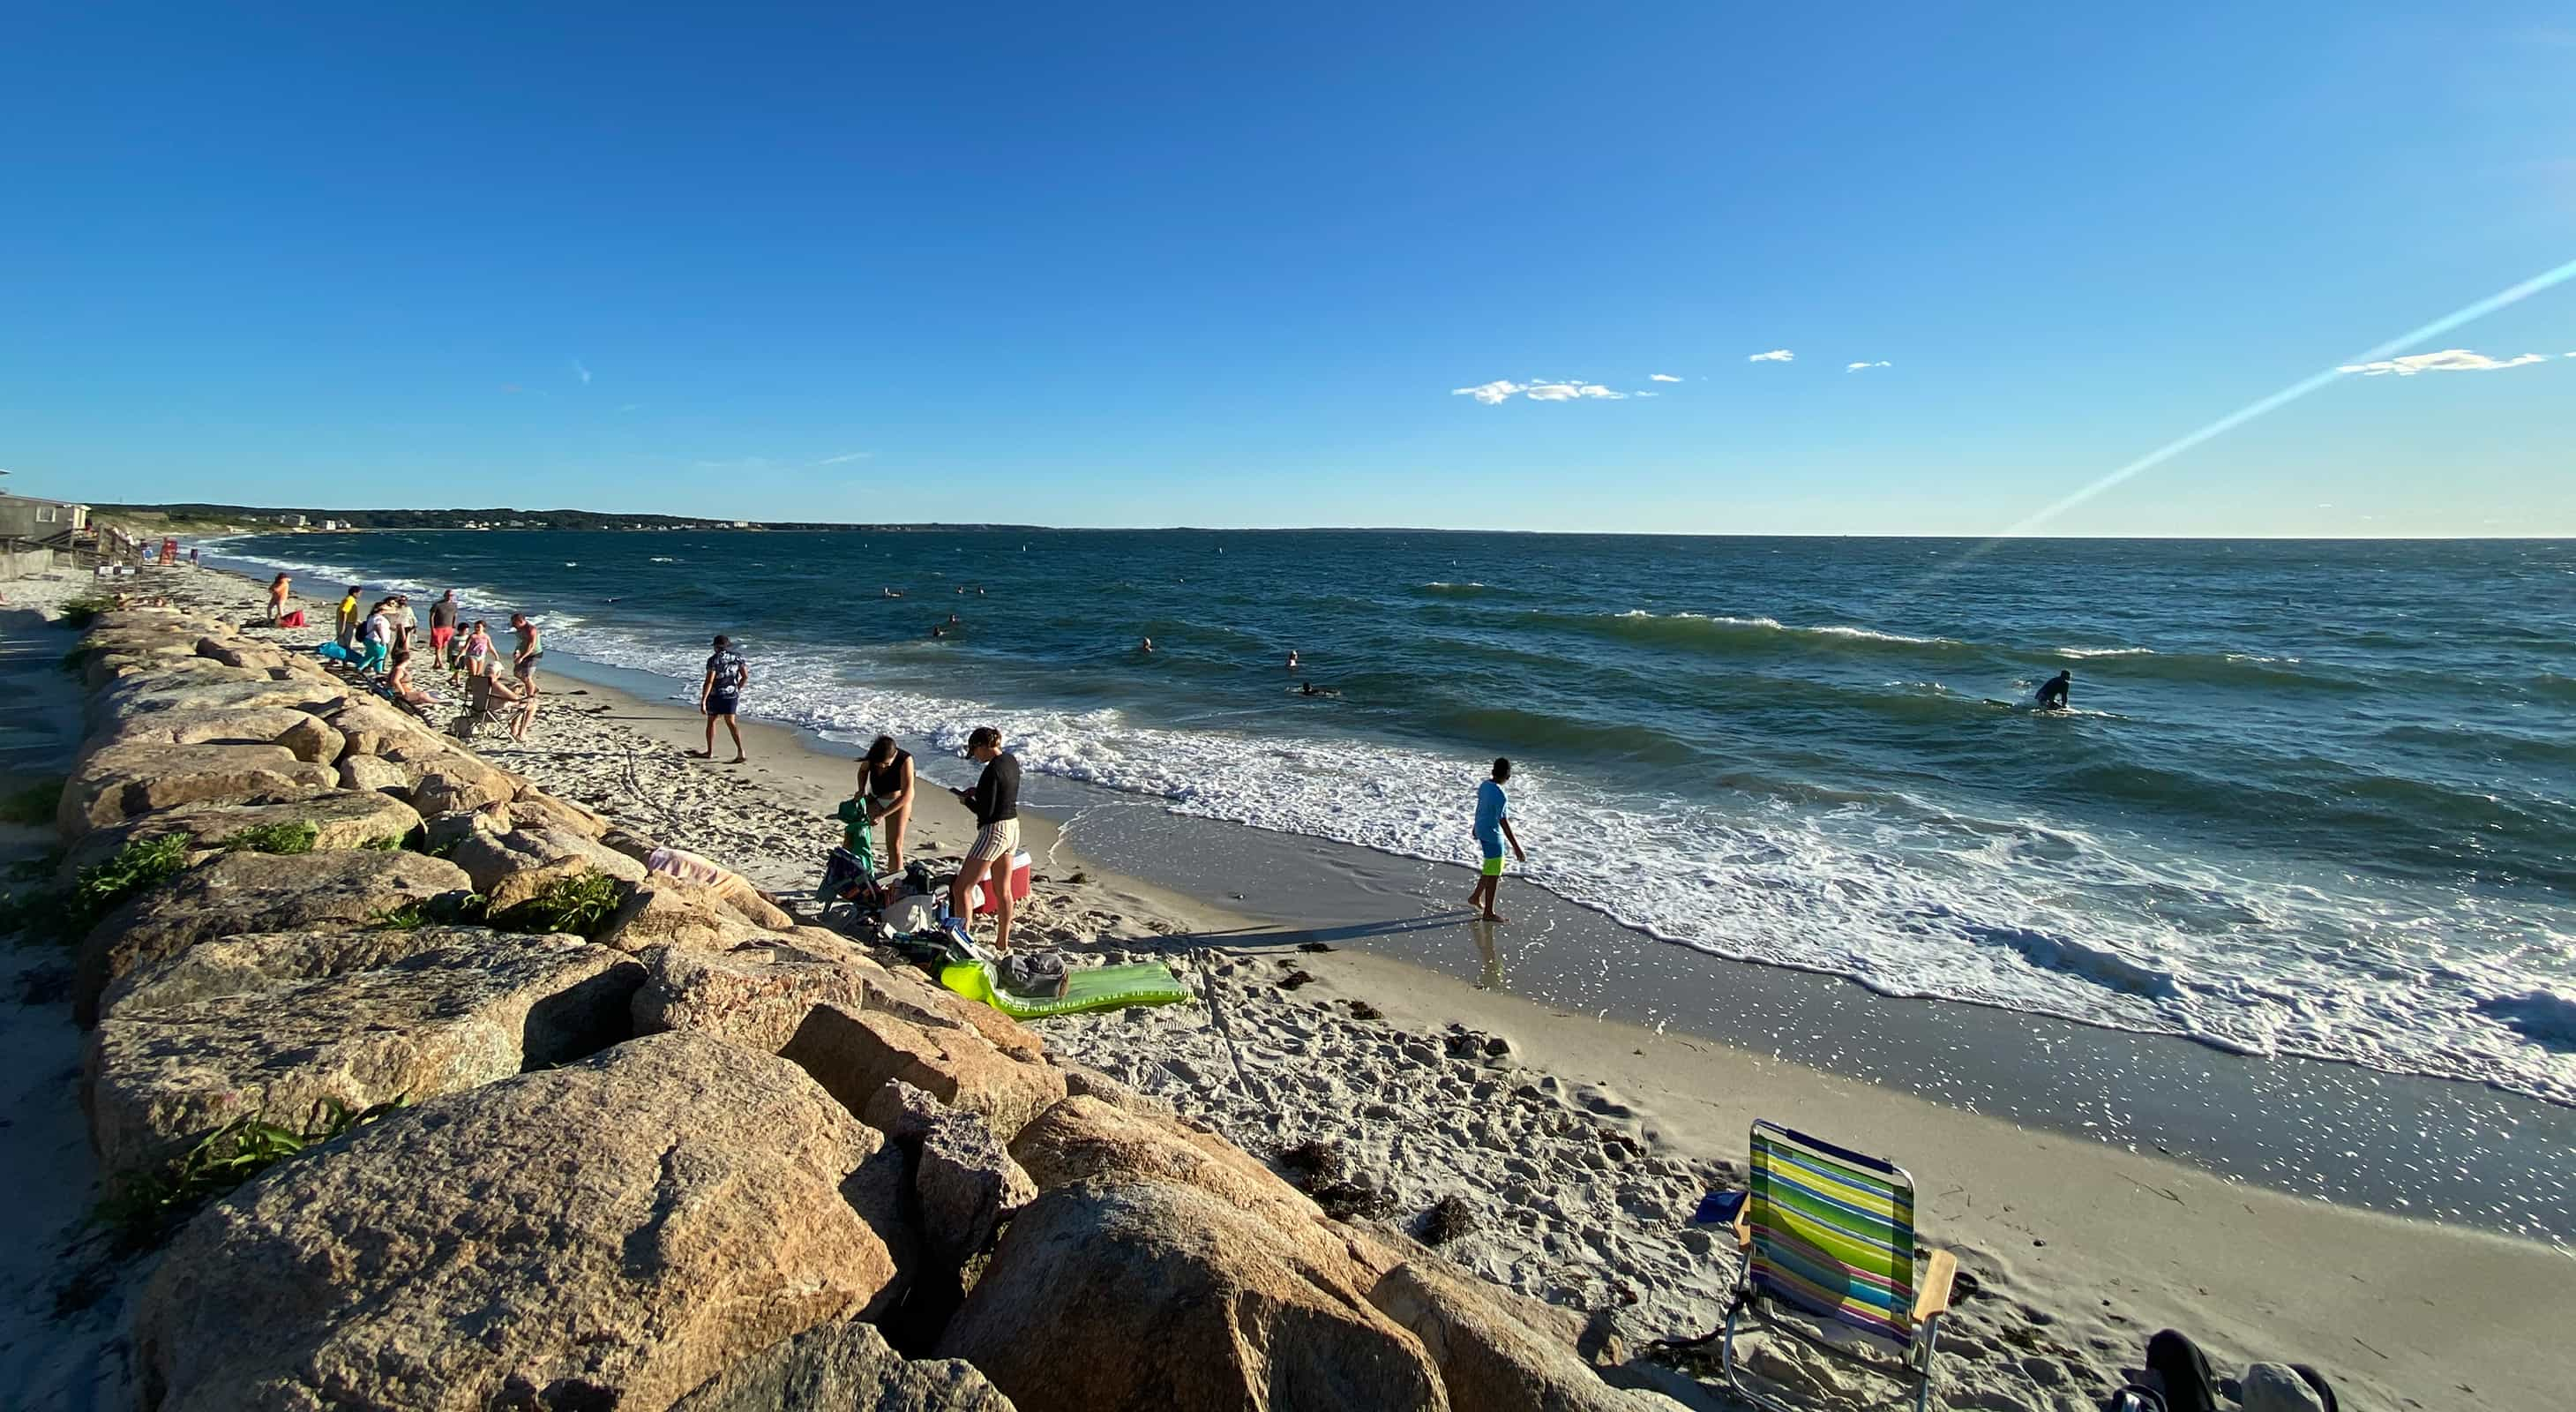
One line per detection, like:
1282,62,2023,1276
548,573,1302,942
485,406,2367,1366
84,500,2572,542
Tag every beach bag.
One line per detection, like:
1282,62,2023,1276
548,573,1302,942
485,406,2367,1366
996,950,1070,999
819,846,868,903
280,609,308,627
884,892,940,935
314,641,352,663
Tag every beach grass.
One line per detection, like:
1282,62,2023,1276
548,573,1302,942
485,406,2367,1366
218,821,318,856
369,890,488,931
0,777,62,827
2,833,195,948
94,1097,404,1250
489,871,620,939
56,594,118,628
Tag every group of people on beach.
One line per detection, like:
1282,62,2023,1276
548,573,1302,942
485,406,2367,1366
263,572,548,740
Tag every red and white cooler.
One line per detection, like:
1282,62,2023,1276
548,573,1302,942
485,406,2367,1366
970,850,1035,914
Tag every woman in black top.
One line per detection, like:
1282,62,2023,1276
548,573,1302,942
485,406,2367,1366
861,735,917,873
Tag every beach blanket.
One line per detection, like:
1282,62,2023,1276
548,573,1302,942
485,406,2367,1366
938,958,1193,1020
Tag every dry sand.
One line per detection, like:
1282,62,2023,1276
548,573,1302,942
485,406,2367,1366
5,558,2572,1412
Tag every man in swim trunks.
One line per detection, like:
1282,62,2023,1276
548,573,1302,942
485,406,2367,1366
949,725,1022,952
1468,757,1527,923
429,590,458,667
510,613,543,693
695,634,749,762
2034,670,2072,710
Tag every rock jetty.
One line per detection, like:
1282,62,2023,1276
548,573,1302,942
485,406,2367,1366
51,604,1674,1411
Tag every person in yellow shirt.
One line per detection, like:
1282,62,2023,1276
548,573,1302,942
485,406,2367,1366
334,586,361,649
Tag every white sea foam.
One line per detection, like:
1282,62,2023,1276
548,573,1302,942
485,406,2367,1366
548,618,2576,1106
1808,623,1953,646
2055,645,2156,658
1643,612,1954,647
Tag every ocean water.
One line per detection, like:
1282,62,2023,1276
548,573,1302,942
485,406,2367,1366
213,530,2576,1104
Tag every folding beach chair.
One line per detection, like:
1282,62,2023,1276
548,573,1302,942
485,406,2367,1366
449,672,504,742
1710,1120,1958,1412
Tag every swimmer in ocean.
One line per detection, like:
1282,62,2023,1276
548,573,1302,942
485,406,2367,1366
2034,670,2071,710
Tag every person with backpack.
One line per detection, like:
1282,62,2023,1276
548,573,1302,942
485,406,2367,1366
694,634,750,762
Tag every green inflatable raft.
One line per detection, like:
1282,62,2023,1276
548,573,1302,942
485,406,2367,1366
938,958,1194,1020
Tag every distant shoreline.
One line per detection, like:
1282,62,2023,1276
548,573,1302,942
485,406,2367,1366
107,513,2576,543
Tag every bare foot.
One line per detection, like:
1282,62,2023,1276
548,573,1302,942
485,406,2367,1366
686,748,710,759
1480,911,1508,923
729,755,748,764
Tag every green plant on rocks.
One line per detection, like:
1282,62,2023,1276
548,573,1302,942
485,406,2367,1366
219,821,318,856
360,833,404,851
58,593,118,627
94,1096,405,1250
370,890,488,931
7,833,199,946
0,777,64,827
491,870,621,939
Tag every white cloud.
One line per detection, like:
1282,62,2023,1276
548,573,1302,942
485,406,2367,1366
1633,390,1659,398
1648,372,1682,382
811,451,873,466
1748,349,1793,363
1453,379,1626,404
1845,360,1891,372
618,402,641,413
572,359,592,385
2335,349,2550,377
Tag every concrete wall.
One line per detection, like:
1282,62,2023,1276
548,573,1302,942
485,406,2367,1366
0,545,70,579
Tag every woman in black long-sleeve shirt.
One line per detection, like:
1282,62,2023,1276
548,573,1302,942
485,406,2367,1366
948,726,1022,951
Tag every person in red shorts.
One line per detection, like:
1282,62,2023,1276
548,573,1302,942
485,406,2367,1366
428,590,459,668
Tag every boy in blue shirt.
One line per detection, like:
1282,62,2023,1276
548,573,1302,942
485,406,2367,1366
1469,757,1527,922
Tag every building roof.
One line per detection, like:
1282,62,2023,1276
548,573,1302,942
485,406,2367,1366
0,491,89,509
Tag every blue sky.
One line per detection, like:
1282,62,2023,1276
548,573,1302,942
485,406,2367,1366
3,4,2570,535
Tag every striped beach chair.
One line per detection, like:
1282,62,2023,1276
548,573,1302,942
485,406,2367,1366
1719,1120,1958,1412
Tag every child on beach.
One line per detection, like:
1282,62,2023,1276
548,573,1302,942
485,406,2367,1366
1468,757,1528,923
693,634,749,763
458,620,494,680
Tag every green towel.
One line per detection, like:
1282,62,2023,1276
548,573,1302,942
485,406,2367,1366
939,959,1193,1019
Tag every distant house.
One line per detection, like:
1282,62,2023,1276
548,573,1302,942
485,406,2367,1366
0,491,89,540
